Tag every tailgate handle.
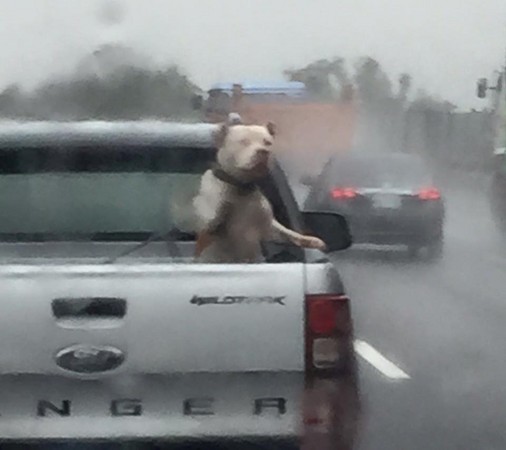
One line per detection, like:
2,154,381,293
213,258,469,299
52,297,127,319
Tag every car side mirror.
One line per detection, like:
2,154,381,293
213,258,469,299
477,78,488,99
303,211,352,252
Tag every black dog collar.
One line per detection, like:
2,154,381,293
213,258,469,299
212,165,257,195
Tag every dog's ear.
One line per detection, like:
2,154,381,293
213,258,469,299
266,122,276,137
213,123,229,148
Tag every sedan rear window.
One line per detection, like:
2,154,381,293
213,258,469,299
329,155,432,189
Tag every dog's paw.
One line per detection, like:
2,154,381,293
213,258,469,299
300,235,327,251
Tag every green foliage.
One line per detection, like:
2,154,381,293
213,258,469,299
0,45,200,121
284,57,350,100
284,55,450,111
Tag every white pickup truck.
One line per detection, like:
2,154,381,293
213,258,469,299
0,121,360,450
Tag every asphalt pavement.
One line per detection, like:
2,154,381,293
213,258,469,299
326,172,506,450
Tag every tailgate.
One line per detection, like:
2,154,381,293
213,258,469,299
0,372,304,441
0,263,305,375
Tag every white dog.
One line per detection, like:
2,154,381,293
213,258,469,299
193,119,326,263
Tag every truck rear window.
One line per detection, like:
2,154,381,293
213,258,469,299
0,145,214,241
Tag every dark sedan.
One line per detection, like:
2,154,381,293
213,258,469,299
304,152,445,260
490,149,506,236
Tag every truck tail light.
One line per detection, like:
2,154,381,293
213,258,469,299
302,295,361,447
305,294,354,377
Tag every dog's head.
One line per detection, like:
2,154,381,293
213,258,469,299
213,121,276,180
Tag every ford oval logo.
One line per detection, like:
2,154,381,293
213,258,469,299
56,345,125,374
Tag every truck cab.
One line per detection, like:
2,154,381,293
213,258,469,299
491,148,506,234
477,70,506,236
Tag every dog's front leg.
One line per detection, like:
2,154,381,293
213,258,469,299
271,219,326,251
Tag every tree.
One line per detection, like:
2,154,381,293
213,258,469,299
0,84,24,117
284,57,351,100
0,45,201,120
398,73,412,103
74,43,151,80
410,89,456,112
353,57,393,104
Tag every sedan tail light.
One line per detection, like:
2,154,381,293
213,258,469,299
418,187,441,200
330,187,358,200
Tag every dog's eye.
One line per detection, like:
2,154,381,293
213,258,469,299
240,138,251,146
264,139,272,147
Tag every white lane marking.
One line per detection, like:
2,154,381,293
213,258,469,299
354,339,410,380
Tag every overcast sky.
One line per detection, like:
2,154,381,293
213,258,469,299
1,0,505,109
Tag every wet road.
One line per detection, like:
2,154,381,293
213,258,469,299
329,172,506,450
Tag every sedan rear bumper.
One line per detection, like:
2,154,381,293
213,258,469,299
346,213,444,246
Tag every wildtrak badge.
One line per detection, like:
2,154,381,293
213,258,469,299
190,295,286,306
